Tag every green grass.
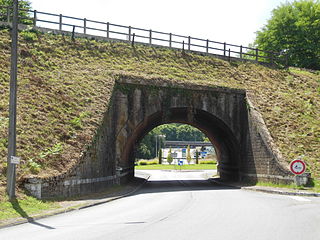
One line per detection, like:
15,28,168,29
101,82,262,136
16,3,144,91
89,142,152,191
255,180,320,193
135,164,217,170
0,195,59,221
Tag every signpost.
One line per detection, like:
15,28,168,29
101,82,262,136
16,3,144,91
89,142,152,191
178,160,183,171
289,159,306,175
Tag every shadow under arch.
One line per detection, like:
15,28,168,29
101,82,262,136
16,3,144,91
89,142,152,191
120,107,241,181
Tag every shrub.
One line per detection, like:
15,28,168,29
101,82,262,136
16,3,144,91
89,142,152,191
27,159,41,174
21,31,38,42
199,160,216,164
147,159,158,165
138,160,148,165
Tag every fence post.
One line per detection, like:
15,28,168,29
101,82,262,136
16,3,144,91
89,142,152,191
188,36,191,51
128,26,131,41
132,33,135,47
33,10,37,26
84,18,87,34
169,33,172,48
228,48,231,62
255,48,258,61
224,42,226,56
72,25,75,40
240,45,243,59
206,39,209,53
107,22,110,38
59,14,62,31
6,6,10,23
182,41,185,51
149,29,152,45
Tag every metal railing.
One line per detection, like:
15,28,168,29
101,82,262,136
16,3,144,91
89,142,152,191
0,5,287,65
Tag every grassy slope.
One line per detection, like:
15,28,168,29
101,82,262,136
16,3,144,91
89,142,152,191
0,28,319,198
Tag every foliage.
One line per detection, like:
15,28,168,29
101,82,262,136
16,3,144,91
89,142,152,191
186,145,192,164
136,123,206,160
167,147,173,165
0,0,32,24
27,159,41,174
138,159,158,165
253,0,320,69
20,29,37,42
199,160,216,164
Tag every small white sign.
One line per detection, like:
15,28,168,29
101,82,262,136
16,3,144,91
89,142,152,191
10,156,21,164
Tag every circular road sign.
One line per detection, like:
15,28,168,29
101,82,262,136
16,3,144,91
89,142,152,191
290,159,306,175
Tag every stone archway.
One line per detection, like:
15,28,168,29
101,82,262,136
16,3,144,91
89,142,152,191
25,79,294,199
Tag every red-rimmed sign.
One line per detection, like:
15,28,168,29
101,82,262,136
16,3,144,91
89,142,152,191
290,159,306,175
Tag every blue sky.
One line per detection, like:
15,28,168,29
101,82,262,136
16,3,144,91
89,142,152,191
29,0,293,47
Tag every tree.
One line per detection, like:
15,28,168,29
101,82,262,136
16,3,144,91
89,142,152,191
186,145,192,164
0,0,32,24
167,148,173,165
253,0,320,70
158,148,162,164
195,150,199,164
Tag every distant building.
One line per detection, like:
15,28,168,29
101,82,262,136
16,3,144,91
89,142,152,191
161,141,215,165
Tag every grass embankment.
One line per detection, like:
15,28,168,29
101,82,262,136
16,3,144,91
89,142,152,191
0,27,319,202
255,179,320,193
135,164,217,170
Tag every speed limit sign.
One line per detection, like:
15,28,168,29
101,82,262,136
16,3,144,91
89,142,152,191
290,159,306,175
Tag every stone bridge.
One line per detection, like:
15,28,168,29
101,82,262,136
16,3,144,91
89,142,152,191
25,77,294,199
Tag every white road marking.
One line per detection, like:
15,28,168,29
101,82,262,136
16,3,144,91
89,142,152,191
288,196,311,202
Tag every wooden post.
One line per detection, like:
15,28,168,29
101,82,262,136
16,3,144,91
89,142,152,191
132,33,135,47
188,36,191,51
33,10,37,26
128,26,131,41
83,18,87,34
240,45,243,59
149,29,152,45
169,33,172,48
228,48,231,62
255,48,259,61
107,22,110,38
224,42,226,56
182,41,185,51
72,25,75,40
59,14,62,31
206,39,209,53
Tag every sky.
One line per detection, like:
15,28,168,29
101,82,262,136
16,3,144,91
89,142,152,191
29,0,293,47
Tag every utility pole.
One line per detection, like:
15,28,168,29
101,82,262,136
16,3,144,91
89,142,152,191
7,0,19,200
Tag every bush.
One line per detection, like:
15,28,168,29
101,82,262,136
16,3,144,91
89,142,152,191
138,160,148,165
147,159,158,165
21,31,38,42
199,160,216,164
27,159,41,174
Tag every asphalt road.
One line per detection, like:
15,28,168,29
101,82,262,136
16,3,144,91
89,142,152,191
1,170,320,240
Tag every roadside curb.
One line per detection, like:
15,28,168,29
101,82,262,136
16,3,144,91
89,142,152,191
0,174,150,229
209,178,320,197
